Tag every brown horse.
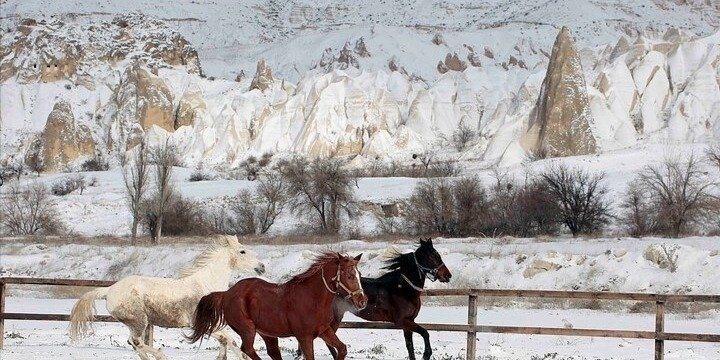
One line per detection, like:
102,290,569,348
188,252,368,360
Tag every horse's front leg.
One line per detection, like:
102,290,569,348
402,329,417,360
297,336,316,360
403,321,431,360
318,329,347,360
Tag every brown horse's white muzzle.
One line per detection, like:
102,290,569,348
351,291,368,310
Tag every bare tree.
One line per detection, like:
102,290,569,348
0,183,63,235
26,149,45,176
620,181,658,237
539,164,612,237
636,155,718,237
122,142,149,242
707,145,720,171
149,140,177,242
254,172,287,233
452,177,488,236
279,156,355,233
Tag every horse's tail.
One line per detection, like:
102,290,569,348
69,287,108,341
187,291,226,344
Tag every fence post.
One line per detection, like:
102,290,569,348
655,300,665,360
145,325,154,346
467,294,477,360
1,281,6,350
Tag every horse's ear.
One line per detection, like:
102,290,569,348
354,253,363,262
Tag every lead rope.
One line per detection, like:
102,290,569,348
321,267,338,295
401,273,425,292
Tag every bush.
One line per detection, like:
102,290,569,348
510,180,562,236
206,173,288,235
188,168,214,182
452,123,477,151
0,159,23,186
404,177,488,236
539,164,612,237
80,155,109,172
483,171,561,237
140,195,208,237
0,183,64,235
51,174,86,196
238,153,273,181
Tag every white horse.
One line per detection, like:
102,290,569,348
69,235,265,360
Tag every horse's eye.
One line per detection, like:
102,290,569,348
240,250,246,254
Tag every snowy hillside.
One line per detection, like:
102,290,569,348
1,1,718,171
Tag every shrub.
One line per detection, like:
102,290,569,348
206,173,288,235
188,167,214,182
539,164,612,237
452,123,477,151
51,174,86,196
404,177,488,236
0,183,64,235
140,195,208,237
80,155,110,172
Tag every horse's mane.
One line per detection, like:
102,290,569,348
382,250,413,273
177,240,229,278
287,251,342,283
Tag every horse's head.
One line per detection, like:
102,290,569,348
335,254,368,310
415,238,452,283
219,235,265,275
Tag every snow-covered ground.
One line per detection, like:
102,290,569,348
2,298,719,359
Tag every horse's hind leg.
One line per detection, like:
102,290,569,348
211,330,249,360
229,323,262,360
123,320,153,360
259,335,283,360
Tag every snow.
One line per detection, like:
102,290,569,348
2,298,719,359
2,233,720,359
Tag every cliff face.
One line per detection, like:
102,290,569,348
1,12,718,172
529,27,597,158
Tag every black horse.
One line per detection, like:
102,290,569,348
298,238,452,360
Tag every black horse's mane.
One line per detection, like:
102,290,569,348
376,251,416,281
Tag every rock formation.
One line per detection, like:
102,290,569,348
528,26,597,158
249,59,274,91
40,101,96,170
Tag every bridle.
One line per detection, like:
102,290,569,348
321,265,365,300
413,252,445,282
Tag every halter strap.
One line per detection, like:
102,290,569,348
321,266,364,300
413,252,445,282
401,273,425,292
